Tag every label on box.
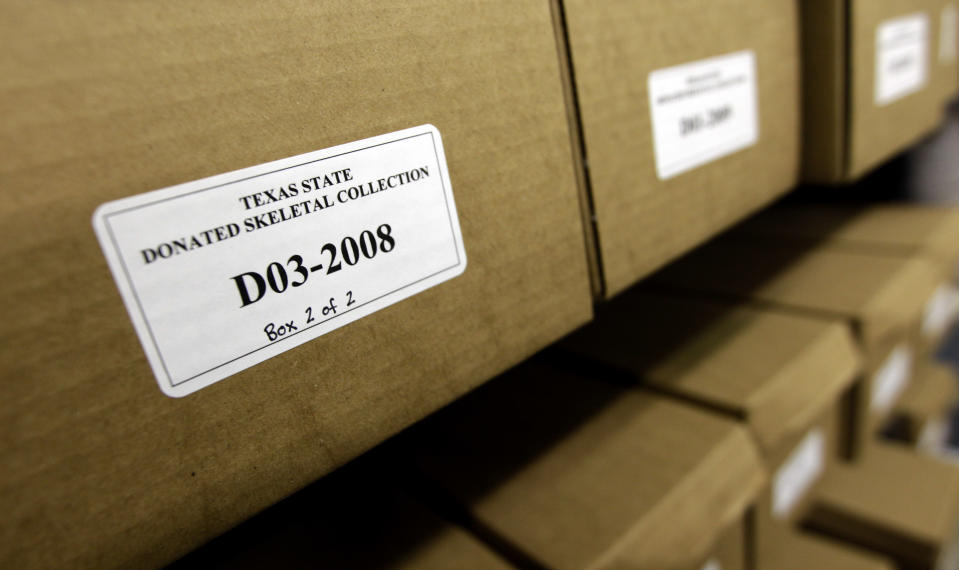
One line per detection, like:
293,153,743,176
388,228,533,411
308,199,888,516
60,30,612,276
922,284,959,338
93,124,466,397
647,50,759,180
772,428,825,519
870,344,914,413
701,559,721,570
943,4,958,63
875,13,930,105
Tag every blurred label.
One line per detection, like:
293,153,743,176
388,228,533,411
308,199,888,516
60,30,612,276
647,50,758,180
875,13,929,105
701,559,721,570
922,284,959,338
772,428,825,519
871,344,914,413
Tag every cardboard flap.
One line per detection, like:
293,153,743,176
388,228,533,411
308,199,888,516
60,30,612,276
862,257,941,346
563,291,861,457
895,361,959,424
408,363,765,570
764,530,895,570
809,442,959,558
651,239,927,349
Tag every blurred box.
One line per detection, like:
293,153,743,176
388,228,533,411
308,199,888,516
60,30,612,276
931,0,959,107
801,0,944,183
886,361,959,449
561,290,860,564
805,441,959,569
556,0,800,297
650,239,942,458
168,463,511,570
0,2,593,567
406,362,765,570
764,530,895,570
732,203,959,352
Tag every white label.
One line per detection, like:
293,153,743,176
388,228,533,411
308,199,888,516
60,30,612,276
870,344,914,413
772,428,825,519
942,4,958,63
647,50,759,180
875,13,930,105
701,559,721,570
922,284,959,338
93,124,466,397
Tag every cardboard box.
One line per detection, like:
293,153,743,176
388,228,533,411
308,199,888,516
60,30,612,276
562,291,860,566
405,361,766,570
931,0,959,108
168,461,512,570
885,361,958,448
805,441,959,569
801,0,945,183
0,2,593,567
650,238,942,457
764,530,896,570
731,203,959,352
556,0,800,297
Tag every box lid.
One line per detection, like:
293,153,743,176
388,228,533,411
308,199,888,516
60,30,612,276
807,442,959,566
650,239,941,350
0,2,591,567
763,530,895,570
895,361,959,423
563,291,860,458
732,204,959,272
408,363,765,570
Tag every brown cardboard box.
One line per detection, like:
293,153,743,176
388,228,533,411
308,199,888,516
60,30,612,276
0,2,593,568
731,203,959,352
764,530,896,570
560,290,860,566
931,0,959,108
802,0,945,183
805,441,959,569
556,0,800,298
649,238,942,457
405,361,765,570
886,361,959,447
168,461,513,570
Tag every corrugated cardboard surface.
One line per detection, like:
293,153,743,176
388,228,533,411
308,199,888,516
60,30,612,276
0,2,593,568
732,204,959,277
765,530,896,570
650,239,938,367
849,0,945,179
560,0,800,297
406,362,765,570
168,462,513,570
562,290,860,459
806,441,959,568
931,0,959,110
890,361,958,442
649,238,941,456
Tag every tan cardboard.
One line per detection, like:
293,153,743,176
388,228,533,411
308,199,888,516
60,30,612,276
650,238,942,457
557,0,800,297
561,290,857,565
169,463,512,570
802,0,944,183
764,530,896,570
0,2,593,568
406,362,766,570
707,517,747,570
731,203,959,351
806,441,959,569
931,0,959,109
887,361,959,445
